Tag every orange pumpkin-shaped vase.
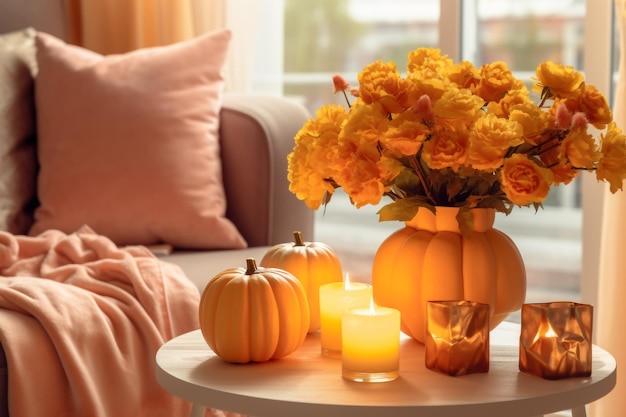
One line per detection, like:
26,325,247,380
372,207,526,343
261,231,343,332
199,258,310,363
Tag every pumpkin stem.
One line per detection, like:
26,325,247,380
293,231,305,246
245,258,258,275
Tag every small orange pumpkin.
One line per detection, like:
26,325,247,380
199,258,310,363
260,231,343,332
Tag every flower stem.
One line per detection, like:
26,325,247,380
342,90,351,109
408,154,436,204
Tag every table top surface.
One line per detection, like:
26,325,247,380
156,322,616,417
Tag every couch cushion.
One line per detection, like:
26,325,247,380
29,30,247,250
0,28,38,235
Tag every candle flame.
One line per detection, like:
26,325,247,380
369,298,376,315
533,322,558,343
344,273,351,290
544,324,558,338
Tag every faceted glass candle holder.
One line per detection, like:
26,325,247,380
519,302,593,380
425,300,490,376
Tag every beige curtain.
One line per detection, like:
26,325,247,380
191,0,261,92
65,0,259,92
590,0,626,415
66,0,194,53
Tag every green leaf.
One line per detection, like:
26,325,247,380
394,168,422,196
377,197,434,222
456,207,475,236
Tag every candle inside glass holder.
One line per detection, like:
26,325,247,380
425,300,490,376
319,275,372,358
341,301,400,382
519,302,593,380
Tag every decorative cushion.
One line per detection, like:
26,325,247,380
29,30,248,250
0,28,38,235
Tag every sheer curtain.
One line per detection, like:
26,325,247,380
65,0,260,92
590,0,626,415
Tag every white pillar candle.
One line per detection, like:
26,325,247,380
341,303,401,382
319,278,372,358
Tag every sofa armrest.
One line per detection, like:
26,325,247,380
219,93,314,246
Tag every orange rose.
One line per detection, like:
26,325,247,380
535,61,584,99
549,162,580,185
561,128,600,169
579,84,612,129
500,154,553,206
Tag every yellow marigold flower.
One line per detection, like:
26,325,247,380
474,61,516,103
432,87,485,122
335,148,385,208
407,47,453,75
340,100,388,146
358,60,409,114
345,177,385,208
508,104,550,146
407,72,450,103
381,111,430,156
467,114,524,171
487,89,530,118
597,122,626,193
500,153,553,206
287,104,347,209
535,61,584,99
331,102,388,206
421,128,469,171
560,128,600,169
446,60,481,89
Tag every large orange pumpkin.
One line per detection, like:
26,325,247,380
372,207,526,343
199,258,310,363
260,231,343,332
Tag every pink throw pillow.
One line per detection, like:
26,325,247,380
29,30,247,250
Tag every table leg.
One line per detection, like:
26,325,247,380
572,405,587,417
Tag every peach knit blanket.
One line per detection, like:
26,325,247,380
0,226,200,417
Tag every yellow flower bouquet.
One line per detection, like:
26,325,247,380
287,48,626,229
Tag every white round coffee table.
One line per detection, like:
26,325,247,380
156,322,616,417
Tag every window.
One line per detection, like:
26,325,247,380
464,0,586,307
271,0,614,313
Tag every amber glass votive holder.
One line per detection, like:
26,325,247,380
425,300,490,376
519,302,593,380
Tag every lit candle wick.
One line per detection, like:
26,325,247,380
369,298,376,315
